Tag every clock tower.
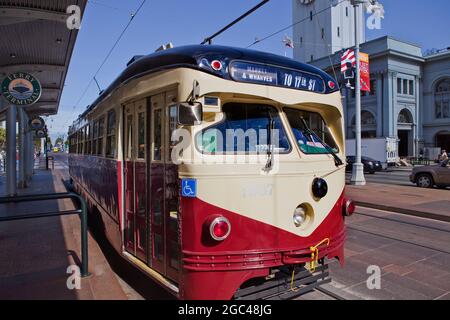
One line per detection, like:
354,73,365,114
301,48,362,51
292,0,365,63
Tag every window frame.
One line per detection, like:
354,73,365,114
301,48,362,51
97,116,105,156
106,109,116,158
136,106,146,161
151,106,163,162
283,107,340,155
435,78,450,119
92,120,99,155
195,103,292,155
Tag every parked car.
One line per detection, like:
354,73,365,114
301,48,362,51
410,160,450,188
346,156,383,174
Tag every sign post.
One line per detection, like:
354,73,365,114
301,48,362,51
1,72,43,194
350,0,366,186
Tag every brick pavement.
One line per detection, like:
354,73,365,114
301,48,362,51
0,166,128,299
346,182,450,222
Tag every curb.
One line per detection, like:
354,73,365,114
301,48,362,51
355,201,450,223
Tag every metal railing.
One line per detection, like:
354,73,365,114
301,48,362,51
409,157,432,166
0,192,89,277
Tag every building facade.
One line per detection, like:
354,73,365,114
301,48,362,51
292,0,450,157
293,0,365,63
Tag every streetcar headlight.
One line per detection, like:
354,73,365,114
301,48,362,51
293,206,307,227
312,177,328,199
209,216,231,241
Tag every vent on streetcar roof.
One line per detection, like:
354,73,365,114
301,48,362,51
155,42,174,52
127,55,144,66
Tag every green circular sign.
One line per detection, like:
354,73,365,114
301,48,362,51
1,72,42,106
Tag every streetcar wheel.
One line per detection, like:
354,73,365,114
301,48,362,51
416,174,433,188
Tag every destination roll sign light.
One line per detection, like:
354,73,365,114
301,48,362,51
229,61,325,93
1,72,42,106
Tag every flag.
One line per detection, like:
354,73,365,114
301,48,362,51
359,52,371,92
282,35,294,49
341,49,356,73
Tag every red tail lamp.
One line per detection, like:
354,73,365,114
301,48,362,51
328,81,336,90
343,199,355,217
209,216,231,241
210,60,223,71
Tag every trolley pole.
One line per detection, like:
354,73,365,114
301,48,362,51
350,0,366,186
201,0,270,45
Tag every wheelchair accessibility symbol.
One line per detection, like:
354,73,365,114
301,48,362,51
181,179,197,198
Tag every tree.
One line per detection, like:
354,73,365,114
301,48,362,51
34,138,42,151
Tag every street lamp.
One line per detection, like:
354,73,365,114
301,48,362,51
350,0,367,186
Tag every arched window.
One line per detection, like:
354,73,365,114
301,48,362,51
351,111,376,138
398,109,413,124
351,111,376,126
435,78,450,119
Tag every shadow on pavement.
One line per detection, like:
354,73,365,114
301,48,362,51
61,178,174,300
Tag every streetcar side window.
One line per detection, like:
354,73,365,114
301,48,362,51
93,120,99,155
97,116,105,156
106,110,116,158
126,113,133,159
81,126,87,154
77,130,82,154
168,105,178,158
152,108,162,161
196,103,290,154
137,110,146,159
283,108,339,154
86,123,91,155
68,135,73,153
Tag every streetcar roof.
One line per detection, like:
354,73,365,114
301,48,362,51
73,45,338,129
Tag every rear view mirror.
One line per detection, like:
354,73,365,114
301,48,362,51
178,102,202,126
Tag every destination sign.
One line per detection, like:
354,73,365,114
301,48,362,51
229,61,325,93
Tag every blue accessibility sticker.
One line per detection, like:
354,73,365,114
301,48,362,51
181,178,197,198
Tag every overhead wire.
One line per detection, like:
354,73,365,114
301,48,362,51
54,0,147,133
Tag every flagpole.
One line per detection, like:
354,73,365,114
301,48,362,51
350,0,366,186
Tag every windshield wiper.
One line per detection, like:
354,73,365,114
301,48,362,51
300,117,344,167
264,117,275,171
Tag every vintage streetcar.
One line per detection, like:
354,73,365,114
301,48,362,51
68,45,354,299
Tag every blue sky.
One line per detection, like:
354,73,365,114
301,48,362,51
48,0,450,141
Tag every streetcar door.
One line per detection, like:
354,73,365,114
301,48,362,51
124,100,148,262
165,91,181,282
149,93,165,274
149,91,180,281
124,103,135,255
134,99,148,261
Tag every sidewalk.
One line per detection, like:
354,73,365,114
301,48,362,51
0,166,128,299
346,182,450,222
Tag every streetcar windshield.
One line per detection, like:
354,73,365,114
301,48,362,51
196,103,290,154
284,108,338,154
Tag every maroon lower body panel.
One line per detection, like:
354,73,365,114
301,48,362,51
69,154,120,250
179,192,346,300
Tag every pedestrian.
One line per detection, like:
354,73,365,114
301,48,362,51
439,149,448,163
